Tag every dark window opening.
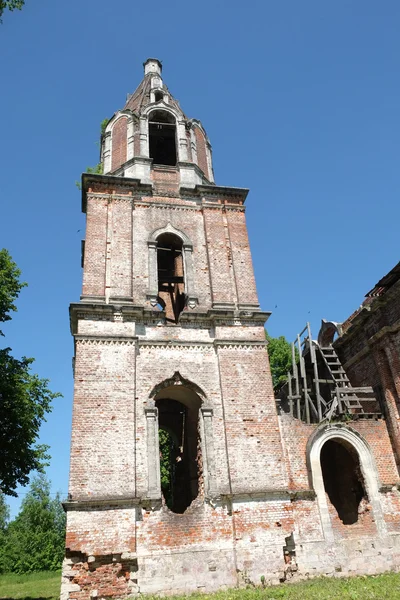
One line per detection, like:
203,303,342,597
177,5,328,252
157,233,185,322
154,91,163,102
321,439,366,525
157,398,201,513
149,110,177,166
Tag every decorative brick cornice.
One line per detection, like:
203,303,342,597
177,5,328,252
70,302,270,335
134,199,201,211
214,340,268,350
75,335,137,346
81,173,152,213
138,341,214,352
181,183,249,203
63,496,142,511
219,489,316,502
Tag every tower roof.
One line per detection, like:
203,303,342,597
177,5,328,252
123,58,186,118
101,59,214,187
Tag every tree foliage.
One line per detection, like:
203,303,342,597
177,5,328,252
0,249,26,336
266,331,294,389
75,119,106,189
0,249,60,497
159,428,176,509
0,475,65,574
0,0,24,22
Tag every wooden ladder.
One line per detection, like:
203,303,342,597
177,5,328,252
320,346,363,417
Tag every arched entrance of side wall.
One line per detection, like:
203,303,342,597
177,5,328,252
307,424,386,541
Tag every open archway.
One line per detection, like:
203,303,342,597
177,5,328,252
307,424,386,540
149,110,177,166
154,379,203,513
320,438,366,524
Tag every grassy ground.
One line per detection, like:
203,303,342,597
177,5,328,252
0,571,400,599
0,571,60,600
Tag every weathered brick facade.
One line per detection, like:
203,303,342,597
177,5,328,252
62,60,400,599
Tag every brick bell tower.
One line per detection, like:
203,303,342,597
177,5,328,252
62,59,290,599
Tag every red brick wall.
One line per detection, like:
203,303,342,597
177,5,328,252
69,339,137,500
82,197,107,298
226,209,259,307
217,346,288,491
193,125,209,180
111,117,127,172
203,207,237,306
109,198,132,300
151,166,179,194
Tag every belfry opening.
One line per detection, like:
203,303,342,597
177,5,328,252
157,233,186,322
155,384,202,514
320,439,366,525
149,110,177,166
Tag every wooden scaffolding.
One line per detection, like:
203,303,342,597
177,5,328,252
277,323,381,424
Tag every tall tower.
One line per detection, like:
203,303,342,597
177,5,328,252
62,59,290,599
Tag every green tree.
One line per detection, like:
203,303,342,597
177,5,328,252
0,0,24,22
0,248,26,335
0,494,9,531
266,332,294,389
0,494,10,573
159,428,176,509
0,249,60,497
0,474,65,573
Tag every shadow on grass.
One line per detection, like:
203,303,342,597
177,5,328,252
1,597,55,600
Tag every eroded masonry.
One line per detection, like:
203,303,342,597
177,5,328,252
62,59,400,599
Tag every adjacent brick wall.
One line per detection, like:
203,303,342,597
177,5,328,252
193,126,209,180
203,207,237,306
69,339,137,500
226,209,259,307
111,117,128,172
82,197,107,298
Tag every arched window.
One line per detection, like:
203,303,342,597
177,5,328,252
157,233,185,322
149,110,177,166
147,223,198,314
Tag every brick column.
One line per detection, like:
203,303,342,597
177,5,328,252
374,346,400,470
145,408,161,499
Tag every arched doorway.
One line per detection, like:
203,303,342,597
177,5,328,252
307,424,386,540
320,438,366,524
154,381,202,514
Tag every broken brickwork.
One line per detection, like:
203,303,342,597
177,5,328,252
62,60,400,599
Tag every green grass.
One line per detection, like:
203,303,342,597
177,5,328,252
0,571,60,600
0,571,400,600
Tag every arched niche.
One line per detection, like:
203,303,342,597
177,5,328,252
317,319,343,347
307,424,386,540
145,372,215,508
102,110,135,174
147,223,197,316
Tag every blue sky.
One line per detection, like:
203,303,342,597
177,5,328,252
1,0,399,516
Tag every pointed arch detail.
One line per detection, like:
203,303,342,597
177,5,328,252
148,222,193,248
145,372,216,503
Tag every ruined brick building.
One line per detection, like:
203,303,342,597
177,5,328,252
61,60,400,599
